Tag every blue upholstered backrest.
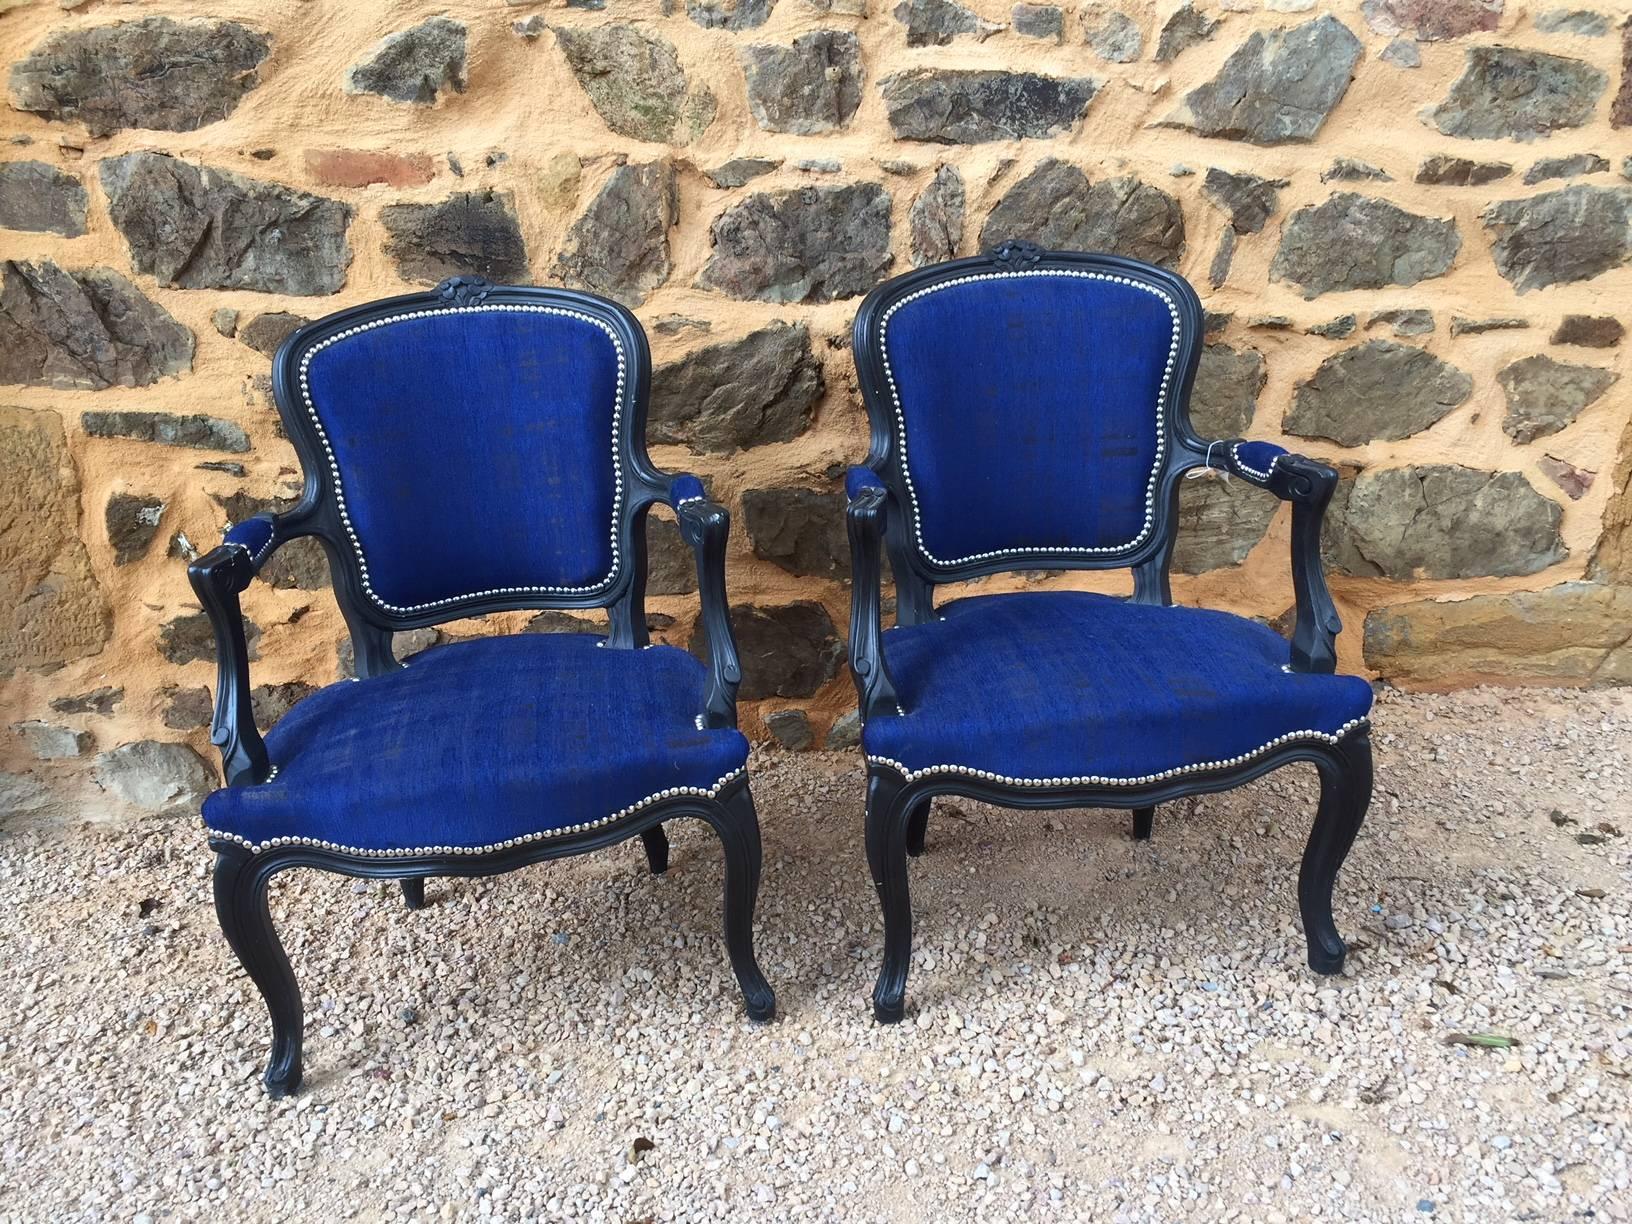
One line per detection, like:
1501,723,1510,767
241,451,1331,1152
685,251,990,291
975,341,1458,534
296,304,626,615
878,269,1183,567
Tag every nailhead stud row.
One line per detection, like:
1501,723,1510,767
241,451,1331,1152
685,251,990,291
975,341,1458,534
1230,443,1282,484
878,269,1182,568
866,719,1368,787
297,304,629,616
206,768,745,857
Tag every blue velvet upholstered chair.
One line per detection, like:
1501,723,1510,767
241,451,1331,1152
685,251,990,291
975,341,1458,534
189,276,772,1096
844,243,1375,1022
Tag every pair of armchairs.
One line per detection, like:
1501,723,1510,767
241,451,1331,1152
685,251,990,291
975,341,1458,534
190,249,1372,1096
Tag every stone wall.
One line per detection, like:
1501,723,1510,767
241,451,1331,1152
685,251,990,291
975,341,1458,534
2,0,1630,820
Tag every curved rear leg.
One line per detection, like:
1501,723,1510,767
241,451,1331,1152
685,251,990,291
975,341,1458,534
866,770,915,1023
1132,806,1155,841
640,825,670,875
400,877,426,909
707,789,774,1021
1299,731,1374,975
213,848,303,1097
905,798,931,857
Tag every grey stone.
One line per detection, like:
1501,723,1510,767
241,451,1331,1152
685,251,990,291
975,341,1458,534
1524,152,1610,184
1287,340,1471,445
160,685,212,730
0,771,54,823
1362,0,1502,40
211,308,239,338
1081,5,1142,61
1271,193,1459,298
1367,308,1434,336
1536,9,1609,36
798,159,843,175
0,261,193,390
553,25,713,144
653,315,711,337
0,162,86,236
1615,18,1632,127
650,322,824,453
8,17,269,137
1189,344,1265,438
213,491,329,589
522,611,602,636
237,312,308,358
51,687,121,716
1428,47,1605,140
165,681,314,731
1307,315,1358,339
345,18,466,104
881,69,1099,144
106,492,164,566
1415,155,1512,185
705,158,782,189
1537,454,1594,499
1482,185,1632,291
1160,15,1361,145
979,162,1185,267
1201,168,1286,233
894,0,999,45
93,740,216,813
693,602,843,700
100,153,351,296
910,165,965,266
687,0,778,29
1012,4,1063,40
825,708,863,750
1155,3,1220,60
381,189,527,285
1450,315,1527,335
1336,465,1565,579
647,516,699,596
555,162,675,307
83,412,248,453
12,721,92,759
160,611,259,665
698,183,892,303
1497,354,1617,443
1172,478,1277,573
1381,36,1421,66
1208,228,1236,288
1322,157,1391,183
742,31,863,134
742,487,849,578
764,709,814,750
1551,314,1623,347
513,16,548,40
337,628,443,678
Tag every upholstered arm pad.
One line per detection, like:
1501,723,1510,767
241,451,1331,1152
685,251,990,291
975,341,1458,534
671,485,743,730
1200,439,1342,675
187,539,273,788
845,467,901,721
224,514,279,569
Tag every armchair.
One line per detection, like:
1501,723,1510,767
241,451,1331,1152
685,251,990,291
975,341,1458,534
190,277,772,1096
845,243,1374,1022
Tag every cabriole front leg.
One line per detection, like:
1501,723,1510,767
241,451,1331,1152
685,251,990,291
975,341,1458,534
213,848,303,1097
1299,732,1374,974
865,770,915,1023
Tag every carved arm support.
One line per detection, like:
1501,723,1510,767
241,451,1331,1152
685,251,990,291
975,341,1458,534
186,514,285,787
1209,441,1342,675
844,466,901,720
668,475,742,729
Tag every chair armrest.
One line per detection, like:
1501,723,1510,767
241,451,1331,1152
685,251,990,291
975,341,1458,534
668,474,742,729
1202,440,1342,675
187,540,273,788
845,466,901,720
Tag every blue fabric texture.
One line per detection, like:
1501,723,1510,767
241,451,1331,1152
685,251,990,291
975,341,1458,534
846,465,886,500
882,273,1179,563
225,516,274,563
301,309,623,611
203,634,749,854
667,473,706,507
1233,441,1288,480
865,592,1372,782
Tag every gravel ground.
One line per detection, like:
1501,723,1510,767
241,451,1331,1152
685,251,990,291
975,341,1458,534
2,685,1630,1223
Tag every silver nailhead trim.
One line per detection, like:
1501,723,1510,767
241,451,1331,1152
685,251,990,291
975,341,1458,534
205,767,744,857
866,719,1368,787
1231,443,1281,484
879,269,1181,568
225,530,277,567
298,304,629,615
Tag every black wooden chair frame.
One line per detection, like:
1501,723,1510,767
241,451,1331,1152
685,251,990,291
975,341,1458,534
190,277,772,1096
846,243,1373,1022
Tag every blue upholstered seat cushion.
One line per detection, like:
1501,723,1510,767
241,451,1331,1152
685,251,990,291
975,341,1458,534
864,592,1372,784
202,634,748,855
